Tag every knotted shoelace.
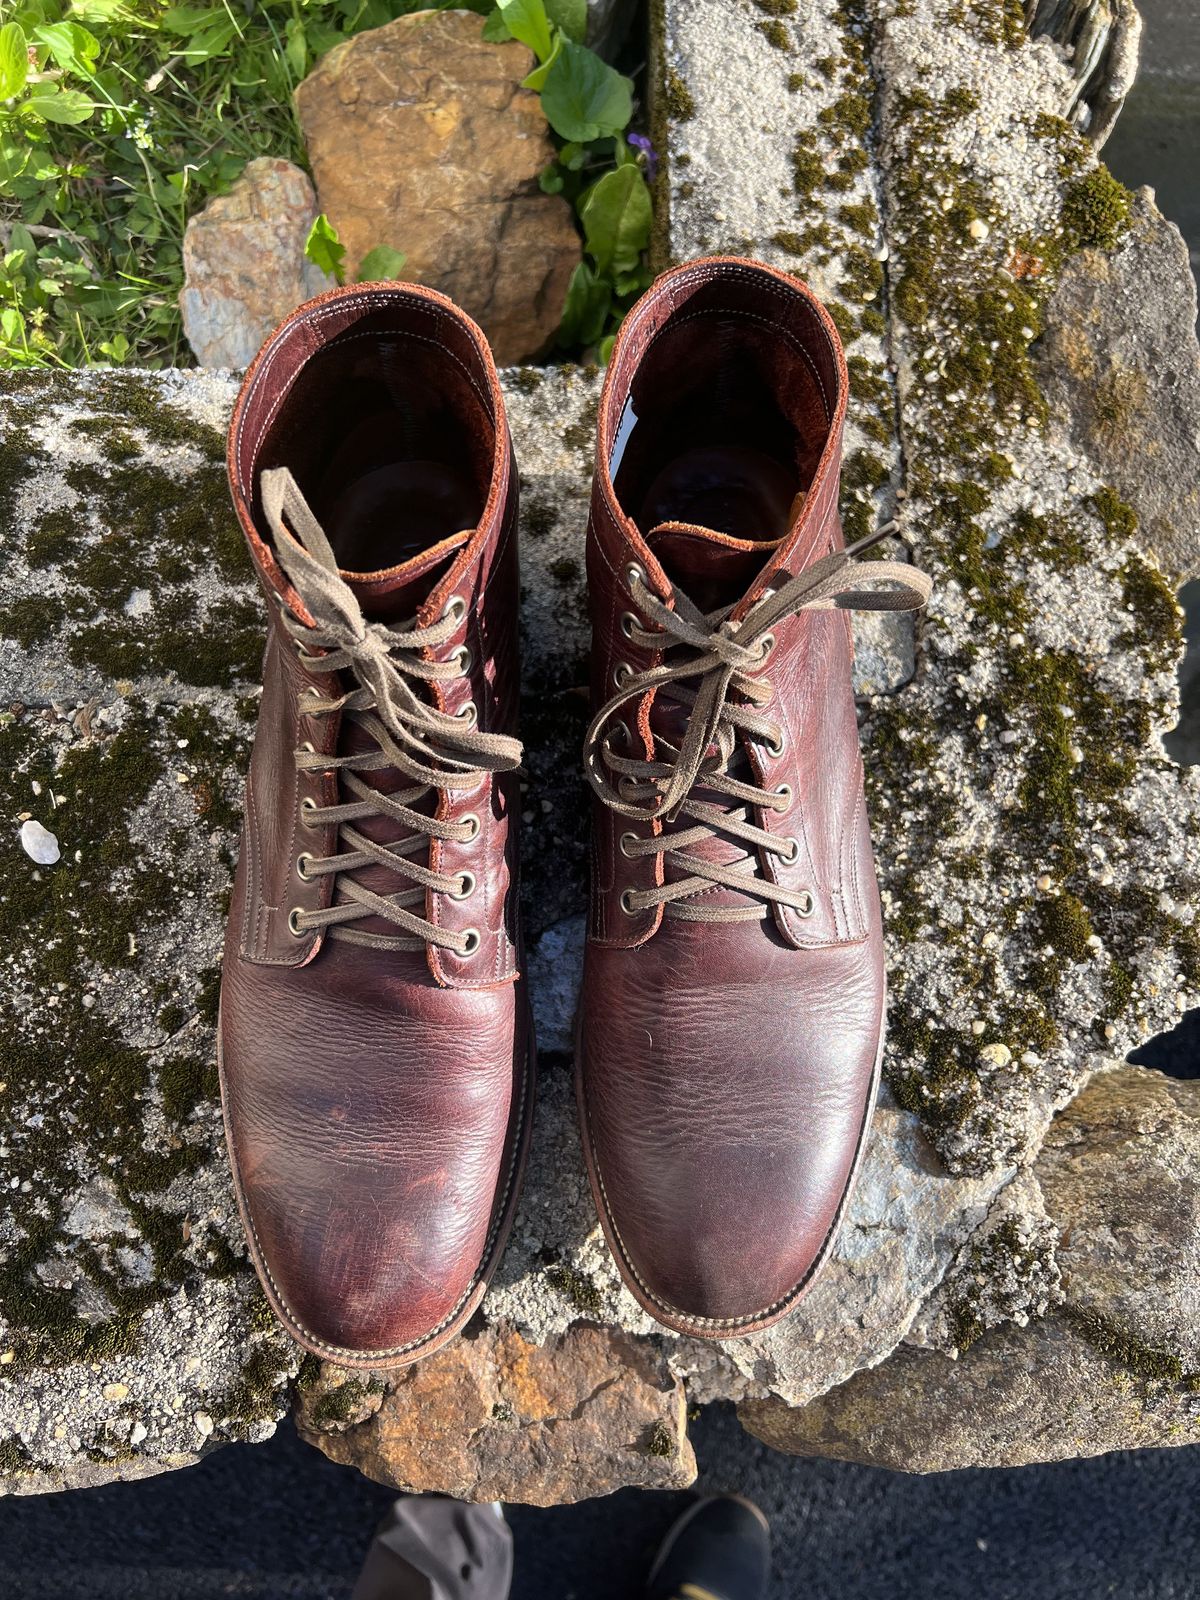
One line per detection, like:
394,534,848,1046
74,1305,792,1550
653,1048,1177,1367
582,531,932,924
261,467,522,955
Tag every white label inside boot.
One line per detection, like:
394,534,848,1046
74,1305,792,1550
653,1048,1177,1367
608,395,638,476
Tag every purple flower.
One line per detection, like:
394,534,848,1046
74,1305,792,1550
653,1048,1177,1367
627,132,658,181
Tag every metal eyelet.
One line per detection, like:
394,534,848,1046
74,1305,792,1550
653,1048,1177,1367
460,927,481,957
779,836,800,864
456,702,478,727
620,611,639,640
764,728,785,759
460,812,481,842
451,644,473,673
300,796,318,823
619,888,637,915
773,783,793,808
613,661,633,688
450,871,475,901
443,595,467,624
287,908,305,937
797,889,816,917
298,740,316,756
296,852,314,881
620,831,640,858
623,562,646,593
756,632,776,662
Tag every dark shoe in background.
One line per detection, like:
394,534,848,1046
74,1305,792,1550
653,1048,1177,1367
576,257,929,1337
220,283,535,1369
646,1495,771,1600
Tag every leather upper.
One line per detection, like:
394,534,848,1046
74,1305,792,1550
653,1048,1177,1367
577,257,888,1335
219,283,533,1366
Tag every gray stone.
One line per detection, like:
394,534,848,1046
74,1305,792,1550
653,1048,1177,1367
1039,187,1200,583
740,1066,1200,1470
181,158,333,369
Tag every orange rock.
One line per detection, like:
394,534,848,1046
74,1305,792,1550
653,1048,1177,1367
295,1321,696,1505
295,10,582,365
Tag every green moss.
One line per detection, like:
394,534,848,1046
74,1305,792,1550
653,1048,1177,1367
643,1420,675,1457
1035,892,1093,963
1062,167,1133,252
307,1377,375,1430
818,91,871,139
1117,553,1184,675
751,0,796,12
549,556,581,586
1064,1305,1200,1390
791,132,824,202
787,72,805,92
664,68,695,122
758,18,791,49
545,1262,604,1316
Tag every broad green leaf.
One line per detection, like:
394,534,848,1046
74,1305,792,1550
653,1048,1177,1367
304,213,346,284
0,22,28,100
357,244,408,281
480,9,512,42
21,86,96,124
521,27,561,90
33,22,100,80
8,222,36,260
1,308,25,343
540,39,632,143
598,332,616,364
580,162,651,277
545,0,587,42
558,259,610,348
538,163,564,194
498,0,553,61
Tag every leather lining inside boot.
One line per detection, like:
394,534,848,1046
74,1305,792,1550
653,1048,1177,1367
237,297,497,575
611,308,832,563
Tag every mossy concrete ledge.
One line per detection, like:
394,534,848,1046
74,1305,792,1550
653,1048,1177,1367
3,0,1200,1498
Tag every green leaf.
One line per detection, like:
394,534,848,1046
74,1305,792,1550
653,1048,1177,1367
304,213,346,285
598,332,616,364
357,244,408,282
32,22,100,81
538,163,564,194
580,163,651,277
540,38,632,143
545,0,587,42
521,27,562,90
480,8,512,42
558,259,611,348
0,22,29,100
1,308,25,345
21,86,96,124
497,0,553,61
284,18,308,79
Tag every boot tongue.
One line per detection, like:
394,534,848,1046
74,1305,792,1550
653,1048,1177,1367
644,521,783,615
340,528,469,623
641,516,800,918
336,534,472,943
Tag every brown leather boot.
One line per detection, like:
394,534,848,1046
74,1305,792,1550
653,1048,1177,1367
220,284,534,1369
576,258,929,1337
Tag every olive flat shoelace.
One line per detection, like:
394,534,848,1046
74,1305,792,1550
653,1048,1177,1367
261,467,522,955
582,533,932,924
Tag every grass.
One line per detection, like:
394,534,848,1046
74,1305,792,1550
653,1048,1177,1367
0,0,480,369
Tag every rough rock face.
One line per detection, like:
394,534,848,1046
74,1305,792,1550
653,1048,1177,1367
180,158,334,369
740,1066,1200,1470
295,9,581,364
295,1323,695,1505
1039,188,1200,583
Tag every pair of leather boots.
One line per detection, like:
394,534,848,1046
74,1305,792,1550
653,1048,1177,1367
218,257,930,1368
